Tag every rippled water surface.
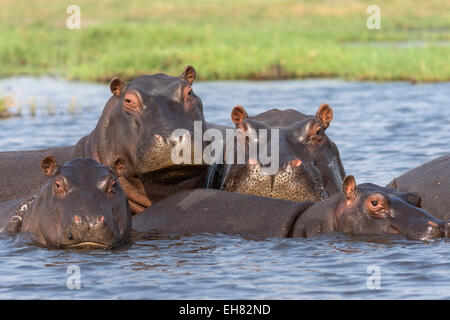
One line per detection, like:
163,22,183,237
0,77,449,299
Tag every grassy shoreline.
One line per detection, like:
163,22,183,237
1,0,449,83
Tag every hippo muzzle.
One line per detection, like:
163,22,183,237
385,197,450,240
221,160,328,202
58,212,123,249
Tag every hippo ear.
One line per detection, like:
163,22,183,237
316,104,333,129
180,65,197,85
231,105,248,127
41,155,60,177
110,77,125,97
342,175,357,199
111,158,127,178
391,177,398,189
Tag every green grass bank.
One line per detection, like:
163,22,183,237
0,0,449,82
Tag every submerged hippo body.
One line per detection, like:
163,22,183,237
206,104,345,202
133,176,450,241
0,66,208,213
386,154,450,220
0,146,74,204
0,156,131,249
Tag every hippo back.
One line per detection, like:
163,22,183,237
386,154,450,220
0,146,74,203
132,189,314,239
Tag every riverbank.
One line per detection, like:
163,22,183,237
0,0,449,82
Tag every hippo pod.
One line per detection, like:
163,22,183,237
0,156,131,249
133,175,450,241
0,66,208,214
387,154,450,220
206,104,346,203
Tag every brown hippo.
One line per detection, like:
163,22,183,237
386,154,450,220
0,156,131,249
0,66,208,214
132,175,450,241
205,104,345,202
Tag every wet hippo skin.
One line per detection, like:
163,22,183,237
0,146,74,204
0,66,208,214
206,104,345,202
133,188,314,238
0,156,131,249
386,154,450,220
133,175,450,241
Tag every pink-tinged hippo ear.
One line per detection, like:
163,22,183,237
110,77,125,97
342,175,357,199
231,105,248,127
316,104,333,129
41,155,60,177
180,65,197,85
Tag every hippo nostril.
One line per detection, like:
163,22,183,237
289,158,302,167
73,215,82,225
67,233,74,241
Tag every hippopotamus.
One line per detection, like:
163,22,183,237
0,66,208,213
386,154,450,220
0,156,131,249
133,175,450,241
205,104,345,202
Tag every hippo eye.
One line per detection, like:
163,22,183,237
366,195,387,217
123,91,142,113
53,179,66,198
107,179,117,194
315,127,323,136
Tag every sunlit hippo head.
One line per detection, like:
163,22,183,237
335,175,450,240
96,66,208,208
214,104,345,202
20,156,131,249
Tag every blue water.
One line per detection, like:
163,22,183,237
0,76,449,299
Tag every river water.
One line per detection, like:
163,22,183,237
0,77,449,299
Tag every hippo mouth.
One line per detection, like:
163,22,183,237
142,165,207,185
64,241,114,249
221,162,327,202
140,165,208,203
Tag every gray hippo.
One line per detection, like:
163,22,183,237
0,66,208,214
206,104,345,202
386,154,450,220
133,175,450,241
0,155,131,249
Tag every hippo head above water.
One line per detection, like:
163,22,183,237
74,66,208,212
17,156,132,249
209,104,345,202
294,175,450,240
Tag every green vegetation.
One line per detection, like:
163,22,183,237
0,0,449,82
0,92,16,118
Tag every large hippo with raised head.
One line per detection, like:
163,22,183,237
133,175,450,241
386,154,450,220
205,104,345,202
0,66,208,213
0,156,131,249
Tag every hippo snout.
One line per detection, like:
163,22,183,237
135,130,198,174
61,213,122,249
